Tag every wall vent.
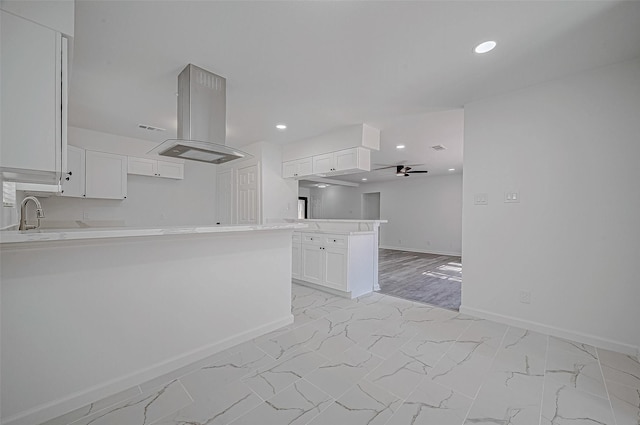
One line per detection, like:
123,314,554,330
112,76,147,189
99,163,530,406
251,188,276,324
138,124,166,132
431,144,446,151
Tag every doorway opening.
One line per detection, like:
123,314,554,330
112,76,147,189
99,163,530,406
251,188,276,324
297,197,308,219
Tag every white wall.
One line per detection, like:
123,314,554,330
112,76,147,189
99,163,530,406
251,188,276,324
462,58,640,354
308,173,463,255
35,127,218,227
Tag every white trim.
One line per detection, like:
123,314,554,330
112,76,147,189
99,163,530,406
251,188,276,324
292,278,351,298
379,245,461,257
3,315,294,425
460,305,639,357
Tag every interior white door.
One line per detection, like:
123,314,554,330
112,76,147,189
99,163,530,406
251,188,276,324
237,164,259,224
216,169,233,225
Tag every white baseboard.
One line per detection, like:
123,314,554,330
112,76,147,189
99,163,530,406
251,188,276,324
4,315,294,425
460,306,640,357
379,245,462,257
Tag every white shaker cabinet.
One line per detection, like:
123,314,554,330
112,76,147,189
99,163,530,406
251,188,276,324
296,232,373,298
282,157,312,179
85,151,127,199
0,11,68,184
61,146,86,198
128,157,184,179
311,148,370,175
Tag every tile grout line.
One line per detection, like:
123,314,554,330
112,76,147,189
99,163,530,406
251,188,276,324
596,347,619,425
539,333,550,425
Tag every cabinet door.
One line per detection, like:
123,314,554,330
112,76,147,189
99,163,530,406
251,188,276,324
157,161,184,179
282,160,297,178
1,11,61,179
324,247,348,291
85,151,127,199
61,146,85,198
312,153,334,174
297,158,313,177
292,243,302,280
128,157,156,177
334,148,358,171
301,245,324,285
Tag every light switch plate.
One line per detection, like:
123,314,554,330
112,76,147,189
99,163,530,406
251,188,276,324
474,193,488,205
504,191,520,203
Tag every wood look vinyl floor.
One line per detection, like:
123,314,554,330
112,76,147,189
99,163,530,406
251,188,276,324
377,248,462,310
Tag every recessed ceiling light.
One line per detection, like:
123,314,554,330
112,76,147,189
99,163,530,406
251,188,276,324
276,124,287,130
316,184,328,188
448,168,455,171
396,145,405,149
474,40,497,54
361,178,367,181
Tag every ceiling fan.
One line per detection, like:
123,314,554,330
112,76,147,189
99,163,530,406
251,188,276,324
374,164,429,177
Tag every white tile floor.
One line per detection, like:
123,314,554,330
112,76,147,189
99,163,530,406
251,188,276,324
42,284,640,425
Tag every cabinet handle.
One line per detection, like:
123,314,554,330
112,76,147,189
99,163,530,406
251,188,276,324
67,171,72,176
333,239,337,242
65,176,70,181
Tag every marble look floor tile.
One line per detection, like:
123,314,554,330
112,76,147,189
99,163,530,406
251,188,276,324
241,348,328,399
307,380,401,425
357,322,419,359
389,379,473,425
428,337,499,399
365,350,432,399
305,346,384,399
179,344,272,401
465,367,543,425
606,380,640,425
501,327,548,359
597,348,640,389
546,346,608,399
69,380,192,425
548,336,598,361
153,380,261,425
139,350,233,393
458,319,509,351
400,326,462,368
540,379,615,425
231,379,332,425
40,386,142,425
300,316,363,358
255,322,323,361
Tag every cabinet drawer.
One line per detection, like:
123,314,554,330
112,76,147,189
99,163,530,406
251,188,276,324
301,233,323,245
323,234,347,247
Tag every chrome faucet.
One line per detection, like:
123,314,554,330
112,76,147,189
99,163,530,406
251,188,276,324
19,196,45,231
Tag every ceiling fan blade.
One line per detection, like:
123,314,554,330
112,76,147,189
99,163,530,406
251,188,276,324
373,165,400,170
407,170,429,174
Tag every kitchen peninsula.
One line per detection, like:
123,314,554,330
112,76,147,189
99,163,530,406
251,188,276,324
289,219,387,298
0,223,304,425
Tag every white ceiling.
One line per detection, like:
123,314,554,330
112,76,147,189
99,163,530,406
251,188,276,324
69,1,640,181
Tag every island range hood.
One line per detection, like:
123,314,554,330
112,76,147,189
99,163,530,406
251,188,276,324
148,64,250,164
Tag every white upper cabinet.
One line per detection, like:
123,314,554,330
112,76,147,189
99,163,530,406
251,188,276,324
61,146,86,198
311,148,370,175
85,151,127,200
0,11,68,184
282,157,312,179
128,157,184,179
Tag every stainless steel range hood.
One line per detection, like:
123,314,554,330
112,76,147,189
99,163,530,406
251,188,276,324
148,64,250,164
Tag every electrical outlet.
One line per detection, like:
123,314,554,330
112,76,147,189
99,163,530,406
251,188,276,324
519,290,531,304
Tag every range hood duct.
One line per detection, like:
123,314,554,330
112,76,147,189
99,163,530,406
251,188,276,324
148,64,250,164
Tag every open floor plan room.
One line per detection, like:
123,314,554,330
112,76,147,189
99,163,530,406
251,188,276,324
41,284,640,425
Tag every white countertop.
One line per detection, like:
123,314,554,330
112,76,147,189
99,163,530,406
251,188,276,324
0,223,307,245
294,229,375,235
290,219,388,223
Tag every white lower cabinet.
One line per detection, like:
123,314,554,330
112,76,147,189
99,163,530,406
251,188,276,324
296,231,374,298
